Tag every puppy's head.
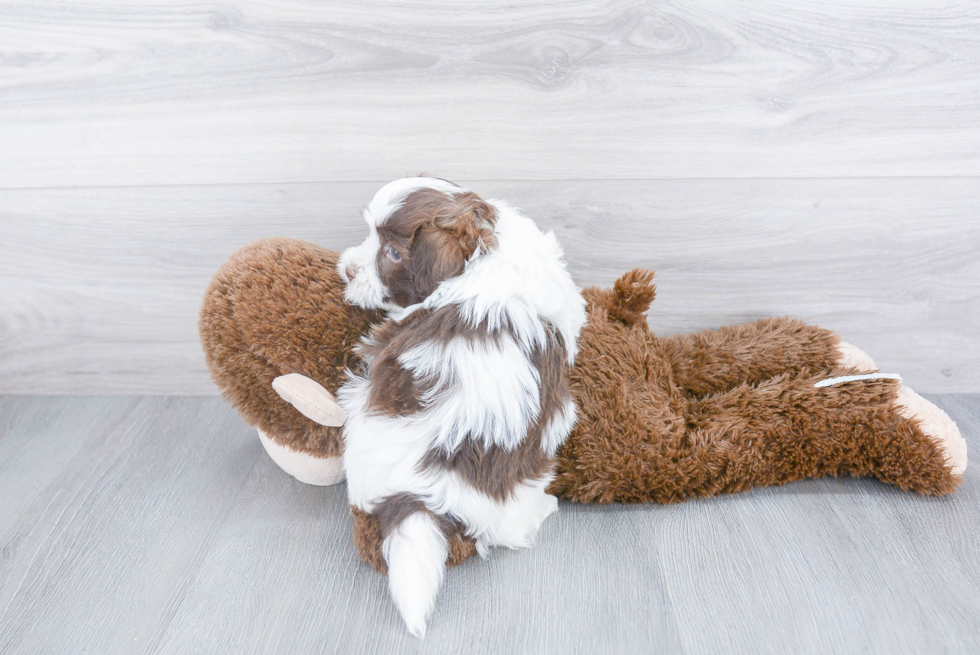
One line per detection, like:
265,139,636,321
339,178,497,310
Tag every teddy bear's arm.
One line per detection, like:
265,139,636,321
271,373,346,426
659,317,849,398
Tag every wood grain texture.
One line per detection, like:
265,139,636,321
1,178,977,394
1,0,979,187
0,395,977,654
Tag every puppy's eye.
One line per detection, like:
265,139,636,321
385,245,402,262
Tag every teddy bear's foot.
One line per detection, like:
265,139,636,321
893,386,968,477
837,341,877,372
257,428,346,485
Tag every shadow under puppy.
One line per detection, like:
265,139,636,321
336,177,586,637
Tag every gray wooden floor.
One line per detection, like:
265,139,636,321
1,394,977,654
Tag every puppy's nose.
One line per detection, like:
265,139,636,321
344,264,359,282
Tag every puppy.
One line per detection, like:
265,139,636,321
337,177,586,637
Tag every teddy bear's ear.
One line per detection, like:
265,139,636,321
608,269,657,328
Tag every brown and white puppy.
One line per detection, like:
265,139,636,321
337,177,586,637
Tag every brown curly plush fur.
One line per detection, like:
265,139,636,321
551,271,959,503
200,238,382,458
200,238,962,573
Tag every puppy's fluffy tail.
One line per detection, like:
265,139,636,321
383,511,448,638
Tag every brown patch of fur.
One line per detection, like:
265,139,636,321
360,321,430,416
431,190,498,254
420,440,548,503
359,304,505,416
416,323,570,501
533,329,573,435
199,238,382,457
372,492,433,537
372,493,463,542
351,505,477,575
351,505,388,573
376,188,497,307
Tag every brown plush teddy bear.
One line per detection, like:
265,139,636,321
200,237,967,573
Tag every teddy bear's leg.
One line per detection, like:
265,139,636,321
199,238,380,485
681,375,966,497
659,318,874,398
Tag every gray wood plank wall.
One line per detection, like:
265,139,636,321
1,1,978,393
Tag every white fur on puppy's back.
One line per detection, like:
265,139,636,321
383,512,449,638
398,333,542,453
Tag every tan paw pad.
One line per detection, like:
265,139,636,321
894,386,968,476
837,341,877,373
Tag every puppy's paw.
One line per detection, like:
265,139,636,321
836,341,877,373
536,492,560,525
894,386,967,476
503,492,559,549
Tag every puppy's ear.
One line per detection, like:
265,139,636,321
406,191,498,302
409,228,468,301
432,192,497,257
